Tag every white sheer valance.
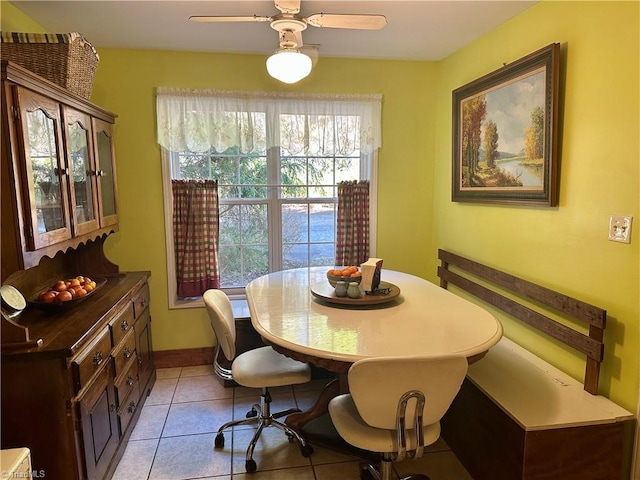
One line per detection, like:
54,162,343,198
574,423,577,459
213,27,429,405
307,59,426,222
156,87,382,155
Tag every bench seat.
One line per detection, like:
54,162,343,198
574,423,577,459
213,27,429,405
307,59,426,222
468,337,633,431
436,249,636,480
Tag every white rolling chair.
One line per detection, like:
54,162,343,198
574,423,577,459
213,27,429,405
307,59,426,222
203,289,314,473
328,355,468,480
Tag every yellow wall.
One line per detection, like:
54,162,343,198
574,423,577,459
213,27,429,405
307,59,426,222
432,1,639,411
3,1,638,412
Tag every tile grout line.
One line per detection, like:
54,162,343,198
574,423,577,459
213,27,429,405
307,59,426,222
146,366,182,480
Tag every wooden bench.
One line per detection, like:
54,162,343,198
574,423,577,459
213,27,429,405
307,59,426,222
436,249,635,480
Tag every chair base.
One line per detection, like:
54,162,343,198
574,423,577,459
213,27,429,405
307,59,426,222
213,387,314,472
360,457,430,480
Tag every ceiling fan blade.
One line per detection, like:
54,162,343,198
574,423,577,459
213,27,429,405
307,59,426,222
306,13,387,30
274,0,301,14
189,15,272,23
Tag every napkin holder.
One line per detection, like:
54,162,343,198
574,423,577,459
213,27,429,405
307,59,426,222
361,258,383,293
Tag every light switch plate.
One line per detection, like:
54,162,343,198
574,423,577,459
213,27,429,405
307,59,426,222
608,215,633,243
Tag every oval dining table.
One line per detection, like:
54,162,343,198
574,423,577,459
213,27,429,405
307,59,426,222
245,266,503,431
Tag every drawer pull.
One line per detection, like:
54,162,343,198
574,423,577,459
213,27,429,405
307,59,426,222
92,351,104,366
140,297,148,309
121,320,129,331
110,403,116,413
123,347,133,359
126,375,135,386
127,401,137,414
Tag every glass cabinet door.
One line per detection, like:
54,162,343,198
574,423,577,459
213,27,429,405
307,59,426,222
17,87,71,249
64,108,99,235
92,118,118,227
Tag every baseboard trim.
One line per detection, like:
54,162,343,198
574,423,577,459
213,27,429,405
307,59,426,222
153,346,336,382
154,347,215,368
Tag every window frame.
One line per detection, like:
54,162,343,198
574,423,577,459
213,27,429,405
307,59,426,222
161,147,377,309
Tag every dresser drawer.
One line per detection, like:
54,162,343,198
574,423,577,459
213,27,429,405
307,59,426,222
132,283,150,319
117,381,141,435
72,327,111,391
113,329,136,379
115,358,139,406
109,303,135,348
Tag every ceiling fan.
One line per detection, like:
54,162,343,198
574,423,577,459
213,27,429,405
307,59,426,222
189,0,387,83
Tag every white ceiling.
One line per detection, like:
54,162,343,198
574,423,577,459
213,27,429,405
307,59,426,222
10,0,537,61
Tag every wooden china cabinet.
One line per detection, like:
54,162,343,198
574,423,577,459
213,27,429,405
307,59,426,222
1,61,155,480
1,61,119,279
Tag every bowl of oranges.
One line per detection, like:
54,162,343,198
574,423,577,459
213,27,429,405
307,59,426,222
30,275,105,312
326,266,362,287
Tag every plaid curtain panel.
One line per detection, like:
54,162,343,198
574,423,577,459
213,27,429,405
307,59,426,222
172,180,220,297
335,180,370,267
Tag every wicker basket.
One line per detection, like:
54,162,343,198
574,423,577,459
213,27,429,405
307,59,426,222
1,32,99,100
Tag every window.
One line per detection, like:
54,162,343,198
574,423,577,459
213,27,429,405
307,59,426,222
157,89,381,306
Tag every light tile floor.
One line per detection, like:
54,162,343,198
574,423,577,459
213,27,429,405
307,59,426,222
113,366,474,480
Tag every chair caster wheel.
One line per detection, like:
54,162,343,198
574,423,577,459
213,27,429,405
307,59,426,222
214,432,225,448
245,459,257,473
246,409,258,418
300,444,314,457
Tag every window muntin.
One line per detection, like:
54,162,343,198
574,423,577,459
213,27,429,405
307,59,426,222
171,152,362,288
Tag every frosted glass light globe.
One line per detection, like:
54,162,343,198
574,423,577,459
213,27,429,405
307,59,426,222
266,50,312,84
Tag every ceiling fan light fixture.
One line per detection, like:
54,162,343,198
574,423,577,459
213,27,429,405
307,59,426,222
266,49,312,84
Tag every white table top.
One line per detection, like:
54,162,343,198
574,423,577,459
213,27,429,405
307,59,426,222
246,267,503,364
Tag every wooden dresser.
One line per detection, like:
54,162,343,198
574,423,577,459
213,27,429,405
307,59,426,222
1,266,155,480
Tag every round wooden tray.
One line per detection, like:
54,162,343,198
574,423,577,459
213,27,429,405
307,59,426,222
310,281,400,306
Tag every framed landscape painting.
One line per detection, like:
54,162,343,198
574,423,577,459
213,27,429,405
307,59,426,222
452,43,560,206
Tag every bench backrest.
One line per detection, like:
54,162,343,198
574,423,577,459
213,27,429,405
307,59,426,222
437,249,606,394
